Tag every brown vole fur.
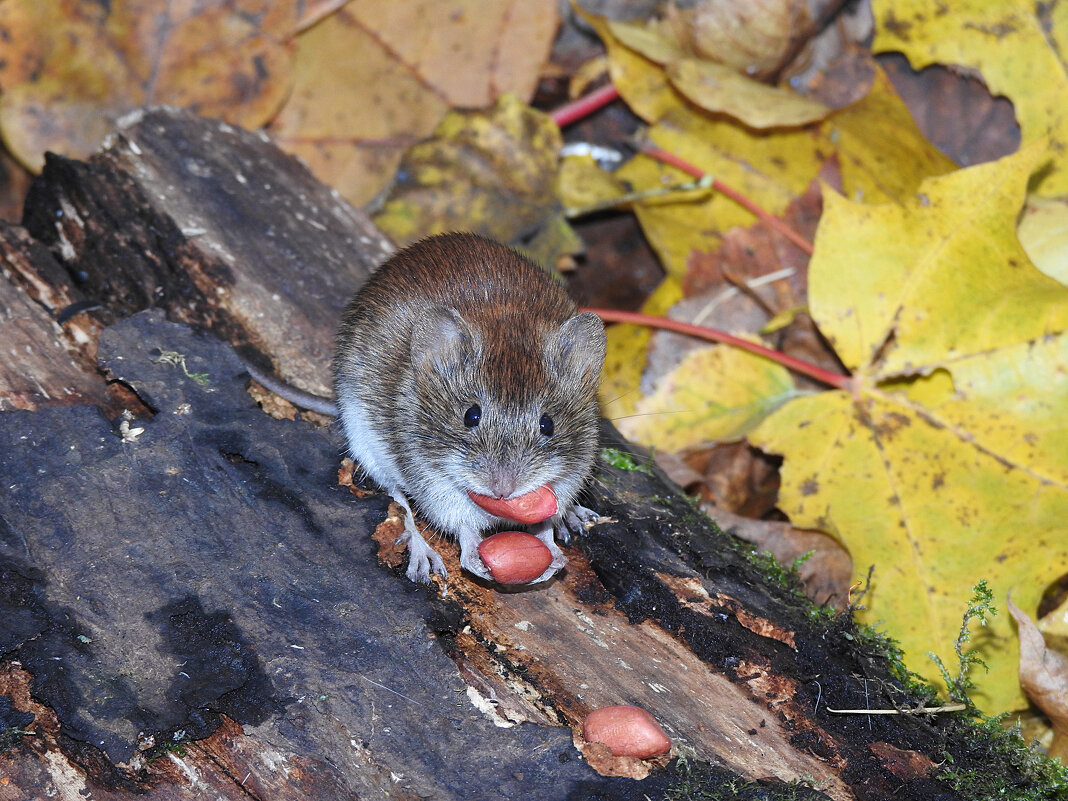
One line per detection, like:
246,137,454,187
333,233,605,583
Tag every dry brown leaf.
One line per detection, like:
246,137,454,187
0,0,297,172
348,1,559,108
266,8,447,209
704,507,853,608
789,5,875,109
771,312,846,394
682,163,831,299
675,442,781,519
269,0,559,208
664,0,807,81
656,445,853,607
1008,597,1068,761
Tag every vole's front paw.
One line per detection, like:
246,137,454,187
529,562,564,584
526,524,567,584
458,547,494,581
558,504,602,544
403,531,447,584
454,530,494,581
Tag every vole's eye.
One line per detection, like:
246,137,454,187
463,404,482,428
539,413,554,437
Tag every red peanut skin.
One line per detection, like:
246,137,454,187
582,705,671,758
477,531,553,584
468,484,558,524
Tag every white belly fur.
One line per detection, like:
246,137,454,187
336,394,405,493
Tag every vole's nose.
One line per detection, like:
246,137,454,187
486,469,519,499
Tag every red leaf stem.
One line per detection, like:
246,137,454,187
584,307,850,390
550,83,621,128
548,87,813,256
638,144,815,256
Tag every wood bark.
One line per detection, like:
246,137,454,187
0,108,1038,800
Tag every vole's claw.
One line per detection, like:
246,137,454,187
405,549,447,584
565,504,600,527
529,563,563,584
405,546,447,584
401,522,447,584
559,504,602,543
528,522,567,583
455,529,494,580
406,558,431,584
459,550,494,581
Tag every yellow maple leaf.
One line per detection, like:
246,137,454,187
599,69,955,455
1019,196,1068,285
751,143,1068,713
826,68,957,205
585,0,959,281
618,340,796,451
873,0,1068,196
611,65,951,281
617,106,825,280
600,278,682,421
667,58,830,129
574,9,678,124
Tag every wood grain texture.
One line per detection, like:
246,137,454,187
21,107,394,398
0,223,105,411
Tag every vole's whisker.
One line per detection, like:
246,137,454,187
607,409,692,422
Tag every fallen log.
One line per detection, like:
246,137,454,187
0,108,1049,800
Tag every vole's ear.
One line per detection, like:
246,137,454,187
549,312,606,381
411,306,479,376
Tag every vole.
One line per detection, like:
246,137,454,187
249,232,606,584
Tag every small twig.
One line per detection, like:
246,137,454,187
721,264,777,317
638,143,815,256
548,84,815,258
564,174,714,218
826,704,967,715
691,267,796,328
582,307,850,390
848,565,875,610
360,675,418,705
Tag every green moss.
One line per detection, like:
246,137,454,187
940,717,1068,801
151,349,209,386
665,753,826,800
842,584,1066,798
145,728,192,761
740,547,807,596
844,621,940,705
928,579,996,715
600,447,654,475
